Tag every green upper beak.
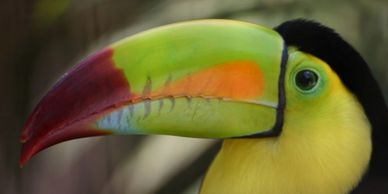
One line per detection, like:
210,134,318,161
19,19,286,166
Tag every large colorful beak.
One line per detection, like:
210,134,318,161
20,20,286,166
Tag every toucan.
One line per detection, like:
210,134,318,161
19,19,388,194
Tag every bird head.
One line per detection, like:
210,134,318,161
19,19,387,179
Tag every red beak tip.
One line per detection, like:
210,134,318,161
19,155,28,168
19,143,39,168
19,150,36,168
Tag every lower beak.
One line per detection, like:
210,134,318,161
19,19,286,166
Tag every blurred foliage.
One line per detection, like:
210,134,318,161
0,0,387,194
33,0,70,28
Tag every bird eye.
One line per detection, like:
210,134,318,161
295,69,319,92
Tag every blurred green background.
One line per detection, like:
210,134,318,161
1,0,387,193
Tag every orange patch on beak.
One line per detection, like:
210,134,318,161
156,61,264,100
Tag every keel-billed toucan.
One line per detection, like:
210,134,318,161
19,19,388,194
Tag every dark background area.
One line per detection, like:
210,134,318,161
1,0,387,193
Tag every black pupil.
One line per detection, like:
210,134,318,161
295,70,318,91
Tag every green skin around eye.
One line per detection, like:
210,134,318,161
286,50,330,102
